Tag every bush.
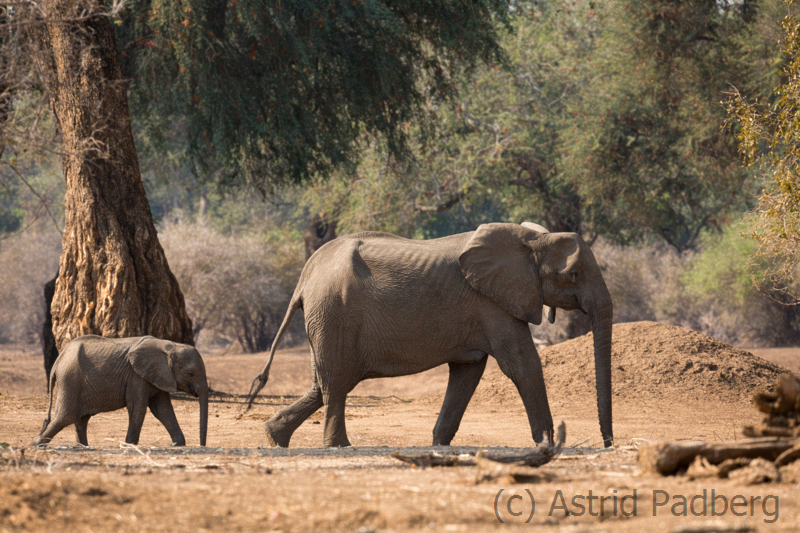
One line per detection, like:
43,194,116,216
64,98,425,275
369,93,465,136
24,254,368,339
0,225,61,344
681,226,800,347
584,226,800,347
159,217,306,352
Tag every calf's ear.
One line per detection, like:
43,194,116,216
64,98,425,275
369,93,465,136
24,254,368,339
127,336,179,393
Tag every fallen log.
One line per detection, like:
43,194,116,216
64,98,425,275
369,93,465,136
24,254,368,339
775,442,800,467
638,438,794,475
392,422,566,469
685,455,751,479
727,458,781,485
390,452,474,468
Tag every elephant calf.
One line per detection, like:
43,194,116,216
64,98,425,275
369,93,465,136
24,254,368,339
31,335,208,447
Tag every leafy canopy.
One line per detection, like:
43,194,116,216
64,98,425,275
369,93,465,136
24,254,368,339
115,0,511,193
561,0,780,250
301,0,781,248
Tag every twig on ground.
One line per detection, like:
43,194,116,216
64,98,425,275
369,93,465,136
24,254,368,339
119,442,167,468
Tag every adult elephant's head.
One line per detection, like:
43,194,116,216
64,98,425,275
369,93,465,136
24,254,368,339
128,337,209,446
459,222,614,447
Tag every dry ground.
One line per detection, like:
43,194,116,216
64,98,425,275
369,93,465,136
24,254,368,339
1,323,800,532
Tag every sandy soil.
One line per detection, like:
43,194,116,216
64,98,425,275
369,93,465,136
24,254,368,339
1,322,800,532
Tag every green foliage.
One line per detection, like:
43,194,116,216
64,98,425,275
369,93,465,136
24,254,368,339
682,225,758,305
0,92,65,238
562,0,781,250
300,3,594,237
726,0,800,301
0,158,64,239
592,221,800,347
115,0,511,192
301,1,784,246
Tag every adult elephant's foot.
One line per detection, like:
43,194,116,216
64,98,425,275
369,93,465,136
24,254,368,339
263,419,292,447
322,435,352,448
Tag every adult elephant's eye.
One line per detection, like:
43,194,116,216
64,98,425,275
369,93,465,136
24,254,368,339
569,271,578,282
188,372,194,378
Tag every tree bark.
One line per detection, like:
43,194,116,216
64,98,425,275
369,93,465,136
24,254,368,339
27,1,193,349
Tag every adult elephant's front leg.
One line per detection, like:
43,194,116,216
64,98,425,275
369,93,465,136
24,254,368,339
492,329,554,446
432,355,488,445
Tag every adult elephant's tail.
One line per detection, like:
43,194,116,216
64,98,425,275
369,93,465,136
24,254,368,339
243,295,303,412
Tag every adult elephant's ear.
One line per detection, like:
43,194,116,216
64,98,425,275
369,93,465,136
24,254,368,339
521,221,550,234
459,223,545,325
127,336,179,394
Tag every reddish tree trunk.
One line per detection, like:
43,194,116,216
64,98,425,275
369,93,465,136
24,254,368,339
28,1,193,349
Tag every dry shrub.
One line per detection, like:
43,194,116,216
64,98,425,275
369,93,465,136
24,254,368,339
0,225,61,344
589,233,800,348
159,218,306,352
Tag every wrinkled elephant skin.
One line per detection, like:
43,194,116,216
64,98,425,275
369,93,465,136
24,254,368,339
250,222,613,448
31,335,208,447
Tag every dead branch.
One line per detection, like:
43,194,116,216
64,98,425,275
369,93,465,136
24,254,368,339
391,421,566,472
390,452,474,468
638,438,794,476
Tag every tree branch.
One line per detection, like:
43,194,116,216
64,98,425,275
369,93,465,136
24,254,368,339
414,186,472,213
8,162,62,233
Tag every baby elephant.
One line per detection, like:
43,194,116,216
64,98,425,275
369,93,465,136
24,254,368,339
31,335,208,447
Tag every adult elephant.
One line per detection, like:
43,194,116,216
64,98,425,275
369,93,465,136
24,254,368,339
43,271,59,392
247,222,613,448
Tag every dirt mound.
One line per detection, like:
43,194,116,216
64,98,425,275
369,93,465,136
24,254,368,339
474,321,790,406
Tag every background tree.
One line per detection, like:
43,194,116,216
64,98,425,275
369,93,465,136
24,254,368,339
727,0,800,302
301,1,781,248
562,0,781,251
115,0,511,191
24,0,194,349
6,0,513,349
299,3,593,238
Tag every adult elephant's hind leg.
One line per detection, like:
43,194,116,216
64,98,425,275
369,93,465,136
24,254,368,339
31,415,73,446
432,355,488,445
322,387,352,448
263,385,324,447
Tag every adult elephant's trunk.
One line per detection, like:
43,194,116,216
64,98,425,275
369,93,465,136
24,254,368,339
590,297,614,448
198,386,208,447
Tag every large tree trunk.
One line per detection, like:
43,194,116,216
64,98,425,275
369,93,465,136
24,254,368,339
27,1,193,350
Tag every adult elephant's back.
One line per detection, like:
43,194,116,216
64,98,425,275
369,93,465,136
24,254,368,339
299,231,483,372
